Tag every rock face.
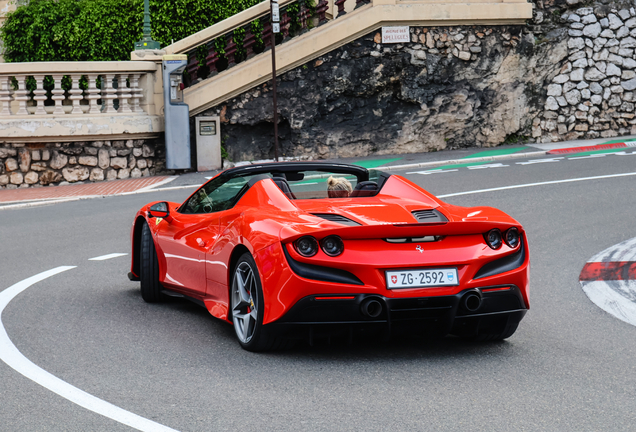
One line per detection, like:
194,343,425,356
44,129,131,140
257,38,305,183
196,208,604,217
198,4,636,160
0,140,164,189
203,25,568,161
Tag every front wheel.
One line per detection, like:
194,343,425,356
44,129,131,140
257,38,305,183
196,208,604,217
230,252,290,352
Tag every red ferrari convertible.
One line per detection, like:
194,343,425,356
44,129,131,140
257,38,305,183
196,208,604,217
129,162,529,351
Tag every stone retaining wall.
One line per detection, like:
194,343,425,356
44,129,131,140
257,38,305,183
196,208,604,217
534,5,636,141
0,139,165,189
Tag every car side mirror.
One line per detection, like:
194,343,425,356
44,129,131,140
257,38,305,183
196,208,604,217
148,202,170,219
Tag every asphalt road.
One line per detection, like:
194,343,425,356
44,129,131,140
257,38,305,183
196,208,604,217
1,150,635,431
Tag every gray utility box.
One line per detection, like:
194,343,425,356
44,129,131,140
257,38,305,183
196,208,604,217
195,116,222,172
162,54,191,170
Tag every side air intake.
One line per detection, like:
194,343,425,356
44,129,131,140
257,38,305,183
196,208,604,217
311,213,362,226
411,209,448,223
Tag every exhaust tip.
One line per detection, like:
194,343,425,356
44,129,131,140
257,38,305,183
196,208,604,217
462,291,482,312
361,299,383,318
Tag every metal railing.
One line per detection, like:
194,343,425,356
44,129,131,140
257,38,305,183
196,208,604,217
168,0,370,88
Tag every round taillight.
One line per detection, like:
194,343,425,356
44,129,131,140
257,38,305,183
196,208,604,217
505,227,520,248
485,229,503,250
321,236,344,257
295,236,319,257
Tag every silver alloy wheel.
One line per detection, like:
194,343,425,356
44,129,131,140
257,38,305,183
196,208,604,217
231,261,258,343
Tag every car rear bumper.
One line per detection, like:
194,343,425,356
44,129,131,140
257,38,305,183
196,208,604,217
268,285,527,339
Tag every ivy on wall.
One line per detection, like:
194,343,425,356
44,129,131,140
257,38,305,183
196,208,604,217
0,0,261,63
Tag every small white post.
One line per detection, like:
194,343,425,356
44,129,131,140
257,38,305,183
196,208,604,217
86,74,101,114
102,74,118,113
0,76,13,116
69,74,84,114
117,74,132,113
51,74,66,115
14,75,30,116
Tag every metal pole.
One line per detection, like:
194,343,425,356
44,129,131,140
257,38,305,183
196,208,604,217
270,0,280,161
135,0,161,50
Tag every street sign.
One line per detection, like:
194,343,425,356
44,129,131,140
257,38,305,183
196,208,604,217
382,26,410,44
272,2,280,22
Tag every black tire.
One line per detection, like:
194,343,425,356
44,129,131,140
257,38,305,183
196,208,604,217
229,252,291,352
472,319,519,342
140,221,164,303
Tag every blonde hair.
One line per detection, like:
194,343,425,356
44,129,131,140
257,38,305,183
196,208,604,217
327,176,352,198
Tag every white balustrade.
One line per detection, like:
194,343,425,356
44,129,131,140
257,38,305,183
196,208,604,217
14,75,29,115
0,68,155,117
51,74,66,115
32,75,47,115
0,76,12,116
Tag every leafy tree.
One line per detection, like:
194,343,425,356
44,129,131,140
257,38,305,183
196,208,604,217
0,0,261,62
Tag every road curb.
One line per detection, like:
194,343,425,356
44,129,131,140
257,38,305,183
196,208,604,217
0,183,199,211
547,143,629,155
382,150,548,172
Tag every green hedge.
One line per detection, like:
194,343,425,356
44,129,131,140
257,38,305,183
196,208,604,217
0,0,261,63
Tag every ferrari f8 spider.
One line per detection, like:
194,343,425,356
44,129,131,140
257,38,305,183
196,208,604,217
129,162,529,351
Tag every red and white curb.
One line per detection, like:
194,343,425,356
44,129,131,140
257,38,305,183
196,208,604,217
546,140,636,155
579,236,636,327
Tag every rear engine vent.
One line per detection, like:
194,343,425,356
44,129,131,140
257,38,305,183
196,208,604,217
385,236,443,244
312,213,361,226
411,209,448,223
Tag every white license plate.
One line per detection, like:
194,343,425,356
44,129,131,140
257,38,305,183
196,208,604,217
386,268,459,289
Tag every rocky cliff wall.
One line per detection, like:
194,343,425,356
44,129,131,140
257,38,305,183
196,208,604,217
202,2,636,162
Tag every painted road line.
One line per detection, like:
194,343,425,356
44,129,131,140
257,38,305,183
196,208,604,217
88,253,129,261
547,142,628,155
437,171,636,198
580,236,636,327
466,163,509,170
0,267,180,432
408,169,459,175
516,157,564,165
461,147,529,159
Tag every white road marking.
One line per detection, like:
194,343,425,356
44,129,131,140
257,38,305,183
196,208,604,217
0,267,180,432
588,237,636,263
437,171,636,198
580,236,636,327
88,253,128,261
467,163,509,170
568,153,615,160
581,280,636,327
407,169,459,175
516,157,564,165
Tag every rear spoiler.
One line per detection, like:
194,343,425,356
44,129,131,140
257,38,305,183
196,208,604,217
280,220,521,242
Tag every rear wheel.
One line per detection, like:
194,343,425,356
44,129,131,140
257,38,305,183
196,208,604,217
140,222,163,303
472,319,519,342
230,252,291,351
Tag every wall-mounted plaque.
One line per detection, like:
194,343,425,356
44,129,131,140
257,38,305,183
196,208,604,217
382,26,410,44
